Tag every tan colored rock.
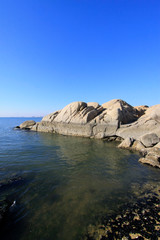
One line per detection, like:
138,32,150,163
87,102,100,109
20,120,36,129
139,156,160,168
101,99,138,124
134,105,149,117
92,121,118,138
140,104,160,122
140,133,159,147
154,142,160,148
139,147,160,168
116,104,160,140
52,101,102,124
53,101,86,123
131,140,145,151
30,123,39,131
37,121,93,137
42,110,61,122
118,137,134,149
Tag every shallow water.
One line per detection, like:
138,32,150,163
0,118,160,240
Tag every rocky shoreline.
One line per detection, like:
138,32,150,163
18,99,160,169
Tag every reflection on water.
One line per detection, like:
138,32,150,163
0,118,160,240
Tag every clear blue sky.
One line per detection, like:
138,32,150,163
0,0,160,117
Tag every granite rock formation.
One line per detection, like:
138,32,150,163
18,99,160,168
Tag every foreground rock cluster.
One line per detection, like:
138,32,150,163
18,99,160,168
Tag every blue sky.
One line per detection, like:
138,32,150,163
0,0,160,117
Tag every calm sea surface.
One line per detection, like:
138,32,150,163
0,118,160,240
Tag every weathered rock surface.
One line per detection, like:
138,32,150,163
139,147,160,168
101,99,139,124
140,132,159,147
118,137,134,148
116,105,160,140
42,110,61,122
133,105,148,117
87,102,100,108
52,101,102,124
142,104,160,122
40,99,142,127
19,120,36,129
131,140,145,151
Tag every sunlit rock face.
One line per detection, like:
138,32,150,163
18,99,160,168
42,99,142,126
34,99,140,138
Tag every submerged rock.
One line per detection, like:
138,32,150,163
83,192,160,240
0,176,25,192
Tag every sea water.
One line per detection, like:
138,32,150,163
0,118,160,240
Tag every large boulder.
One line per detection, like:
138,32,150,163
140,104,160,122
139,148,160,168
116,104,160,140
52,101,102,124
140,133,159,148
20,120,36,129
101,99,139,124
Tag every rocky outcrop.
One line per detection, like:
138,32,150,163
42,110,61,122
41,99,141,127
117,135,160,168
19,120,36,129
101,99,139,124
131,140,145,151
43,101,103,125
18,99,160,168
139,147,160,168
117,104,160,140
